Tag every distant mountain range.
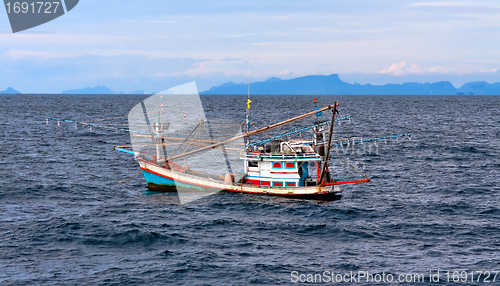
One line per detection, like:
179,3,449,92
63,86,151,94
4,76,500,95
201,74,500,95
0,87,20,94
62,85,114,94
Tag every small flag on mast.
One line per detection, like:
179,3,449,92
247,99,252,109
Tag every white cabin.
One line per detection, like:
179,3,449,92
241,140,324,187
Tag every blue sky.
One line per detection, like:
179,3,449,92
1,0,499,93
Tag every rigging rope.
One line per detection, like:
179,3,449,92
118,170,141,183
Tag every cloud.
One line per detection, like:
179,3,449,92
299,27,389,34
380,62,499,76
166,57,248,77
410,1,500,8
215,32,292,38
426,66,498,74
117,19,178,24
5,50,82,60
166,62,220,77
379,62,424,76
479,68,499,73
222,57,242,62
278,70,293,75
428,66,452,74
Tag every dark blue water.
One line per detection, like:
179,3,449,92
1,94,499,285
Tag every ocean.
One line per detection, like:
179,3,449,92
1,94,499,285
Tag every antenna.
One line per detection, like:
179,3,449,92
248,45,250,101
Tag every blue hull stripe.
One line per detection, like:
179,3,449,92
141,169,176,187
141,169,220,192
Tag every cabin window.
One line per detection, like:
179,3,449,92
281,144,291,152
302,146,314,152
272,162,282,169
286,182,296,187
265,144,272,153
309,162,318,178
273,182,283,187
285,162,296,169
248,161,258,168
260,181,271,186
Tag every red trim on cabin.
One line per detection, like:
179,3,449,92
260,181,271,186
285,162,296,168
286,182,296,187
273,182,283,187
272,162,282,169
316,162,320,179
243,179,260,186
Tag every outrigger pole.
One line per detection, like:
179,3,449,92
46,117,151,134
246,116,350,148
166,104,338,161
319,102,338,185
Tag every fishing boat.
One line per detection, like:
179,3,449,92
47,82,411,203
115,102,373,200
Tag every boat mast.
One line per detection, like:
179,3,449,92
246,45,251,145
319,102,339,185
156,111,162,163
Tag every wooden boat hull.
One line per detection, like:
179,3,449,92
139,161,343,199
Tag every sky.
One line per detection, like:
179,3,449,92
0,0,499,93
